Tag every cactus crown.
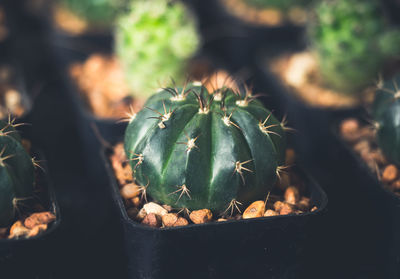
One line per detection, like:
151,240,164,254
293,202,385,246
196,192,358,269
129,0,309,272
124,82,287,214
372,74,400,166
115,0,200,99
0,118,34,227
310,0,400,94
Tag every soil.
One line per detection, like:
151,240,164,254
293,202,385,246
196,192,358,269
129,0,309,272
110,142,317,228
269,52,375,108
340,118,400,196
220,0,307,26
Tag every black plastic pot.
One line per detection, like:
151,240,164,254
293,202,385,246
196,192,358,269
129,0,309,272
0,150,61,279
100,120,328,279
333,113,400,279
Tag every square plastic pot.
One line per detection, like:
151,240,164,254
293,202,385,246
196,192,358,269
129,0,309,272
100,121,328,279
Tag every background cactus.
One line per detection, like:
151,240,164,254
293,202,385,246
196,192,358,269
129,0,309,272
372,74,400,166
310,0,400,94
124,83,286,213
115,0,200,99
0,119,34,227
59,0,127,27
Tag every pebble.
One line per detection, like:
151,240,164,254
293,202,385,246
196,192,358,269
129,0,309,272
217,218,227,222
24,212,56,229
131,197,141,207
273,201,285,212
297,197,311,211
382,165,398,183
353,140,370,154
311,206,318,212
120,183,140,199
189,209,213,224
8,221,30,239
264,209,279,217
340,119,360,142
27,224,47,238
243,201,265,219
143,202,168,217
284,186,300,205
162,213,188,227
279,203,294,215
141,213,161,227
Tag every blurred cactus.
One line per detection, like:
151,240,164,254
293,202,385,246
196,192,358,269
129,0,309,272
311,0,400,94
0,119,34,227
115,0,200,99
372,74,400,165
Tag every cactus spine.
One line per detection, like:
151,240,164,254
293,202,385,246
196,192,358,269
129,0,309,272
0,119,34,227
372,74,400,166
311,0,400,94
124,83,286,213
115,0,200,99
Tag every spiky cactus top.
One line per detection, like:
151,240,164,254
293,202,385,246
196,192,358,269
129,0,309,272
0,119,34,227
372,75,400,166
115,0,200,99
311,0,400,94
124,83,286,213
59,0,127,27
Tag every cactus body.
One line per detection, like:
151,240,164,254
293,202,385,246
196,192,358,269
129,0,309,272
124,84,286,213
311,0,400,94
60,0,127,27
373,75,400,166
0,120,34,226
115,0,200,99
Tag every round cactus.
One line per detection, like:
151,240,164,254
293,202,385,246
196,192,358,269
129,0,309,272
124,83,287,213
59,0,127,27
115,0,200,99
372,74,400,166
0,119,34,227
310,0,400,94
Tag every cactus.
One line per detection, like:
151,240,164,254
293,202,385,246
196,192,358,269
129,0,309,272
59,0,127,27
0,119,34,227
311,0,400,94
115,0,200,99
372,74,400,166
124,83,287,213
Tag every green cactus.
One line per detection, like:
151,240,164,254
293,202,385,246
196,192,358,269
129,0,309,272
59,0,127,27
0,119,34,227
372,74,400,166
124,83,287,213
311,0,400,94
115,0,200,99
